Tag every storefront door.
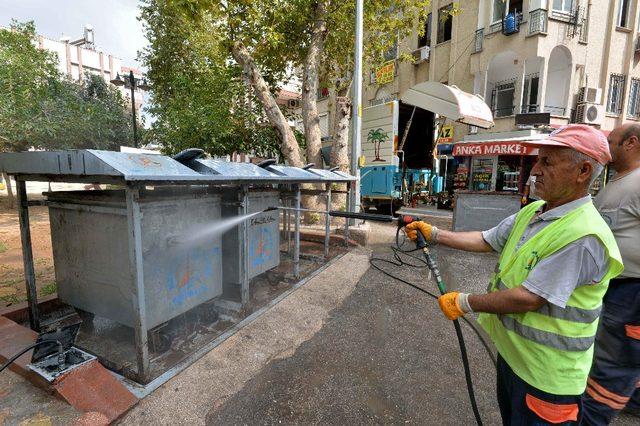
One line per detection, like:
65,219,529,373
470,157,496,191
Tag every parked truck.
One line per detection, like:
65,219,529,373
359,82,495,213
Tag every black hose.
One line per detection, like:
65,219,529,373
367,226,495,425
369,253,497,367
452,318,483,425
0,340,63,373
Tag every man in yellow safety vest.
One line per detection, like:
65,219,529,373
407,124,623,425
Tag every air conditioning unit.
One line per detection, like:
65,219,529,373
413,46,430,64
287,99,301,109
578,87,602,104
575,102,604,125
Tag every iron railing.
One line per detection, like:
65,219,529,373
474,28,484,53
529,9,548,35
493,106,516,118
520,104,539,114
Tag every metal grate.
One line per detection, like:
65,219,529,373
607,74,626,115
528,9,548,34
474,29,484,53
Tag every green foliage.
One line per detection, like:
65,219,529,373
140,0,288,157
0,21,134,152
0,240,6,253
41,282,57,296
142,0,431,155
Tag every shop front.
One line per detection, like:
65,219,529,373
450,135,541,231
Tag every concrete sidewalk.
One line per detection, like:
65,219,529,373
121,249,372,425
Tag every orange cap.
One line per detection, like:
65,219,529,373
524,124,611,165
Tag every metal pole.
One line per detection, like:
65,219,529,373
344,182,351,247
125,187,149,382
16,179,40,331
294,184,301,278
324,184,332,259
286,192,292,253
129,70,138,149
349,0,364,220
240,185,250,305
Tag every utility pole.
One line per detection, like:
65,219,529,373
129,71,138,148
349,0,363,217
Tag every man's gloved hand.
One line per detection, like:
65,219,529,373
438,292,467,320
405,221,433,242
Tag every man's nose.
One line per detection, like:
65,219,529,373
531,160,542,176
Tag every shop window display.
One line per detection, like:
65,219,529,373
471,158,494,191
496,156,522,192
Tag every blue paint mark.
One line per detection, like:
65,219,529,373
165,244,222,307
250,226,275,268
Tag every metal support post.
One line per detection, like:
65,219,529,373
324,184,332,259
286,189,292,253
344,182,351,247
240,185,250,305
294,184,301,278
125,187,149,382
16,179,40,331
349,0,363,219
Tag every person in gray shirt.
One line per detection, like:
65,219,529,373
582,123,640,425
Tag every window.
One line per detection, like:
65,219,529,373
508,0,524,15
521,73,540,113
319,113,329,138
437,5,453,43
491,79,516,117
418,13,432,48
492,0,507,23
552,0,575,14
606,74,626,115
618,0,630,28
628,78,640,118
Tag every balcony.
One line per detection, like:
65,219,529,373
528,9,548,35
501,12,522,36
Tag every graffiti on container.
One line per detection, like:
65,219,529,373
250,226,274,268
167,246,221,306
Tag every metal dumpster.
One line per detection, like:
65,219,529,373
221,190,280,295
46,188,223,329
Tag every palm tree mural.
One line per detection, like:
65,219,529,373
367,128,389,162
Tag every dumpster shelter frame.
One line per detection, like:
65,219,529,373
0,150,355,383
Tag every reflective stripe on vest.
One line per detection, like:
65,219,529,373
495,280,602,323
499,315,595,352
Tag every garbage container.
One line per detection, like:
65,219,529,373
47,188,223,329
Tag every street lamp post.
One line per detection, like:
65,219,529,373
111,71,150,148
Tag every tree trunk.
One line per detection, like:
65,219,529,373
330,95,351,172
300,0,330,222
2,172,15,209
230,41,303,167
302,0,330,170
329,95,351,212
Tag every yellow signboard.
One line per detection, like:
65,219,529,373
375,61,395,85
437,125,454,144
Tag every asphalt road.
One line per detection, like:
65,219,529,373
206,224,502,425
206,222,637,426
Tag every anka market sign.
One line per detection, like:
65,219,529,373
452,141,537,157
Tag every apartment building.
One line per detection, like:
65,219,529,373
37,25,144,112
317,0,640,195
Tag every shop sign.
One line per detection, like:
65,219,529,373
452,141,536,156
375,61,395,85
437,125,454,144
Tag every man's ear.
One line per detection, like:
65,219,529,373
626,135,640,150
578,161,593,184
